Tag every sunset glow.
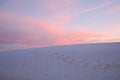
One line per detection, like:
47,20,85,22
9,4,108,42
0,0,120,51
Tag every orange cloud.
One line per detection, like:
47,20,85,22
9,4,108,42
106,38,120,42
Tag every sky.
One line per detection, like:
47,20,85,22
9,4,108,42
0,0,120,51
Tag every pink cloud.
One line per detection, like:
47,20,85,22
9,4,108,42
102,23,120,34
0,12,64,46
0,0,119,52
55,29,111,45
0,12,117,48
112,24,120,32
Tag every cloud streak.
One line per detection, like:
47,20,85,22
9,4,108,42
0,12,113,47
0,0,119,51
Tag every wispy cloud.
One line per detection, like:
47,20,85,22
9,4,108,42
74,0,116,16
55,29,111,45
0,12,112,47
0,0,119,51
105,4,120,15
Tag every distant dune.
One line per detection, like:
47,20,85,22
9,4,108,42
0,42,120,80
